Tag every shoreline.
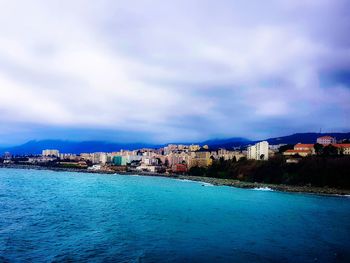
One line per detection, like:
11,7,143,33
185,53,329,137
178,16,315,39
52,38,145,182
1,164,350,196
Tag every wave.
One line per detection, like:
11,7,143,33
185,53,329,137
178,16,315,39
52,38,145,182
177,179,214,186
253,187,274,191
177,179,194,183
334,194,350,198
201,182,214,187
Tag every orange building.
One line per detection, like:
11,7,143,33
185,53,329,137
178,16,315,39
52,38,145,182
283,143,315,157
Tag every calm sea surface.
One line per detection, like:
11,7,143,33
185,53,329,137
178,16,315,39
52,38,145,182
0,168,349,262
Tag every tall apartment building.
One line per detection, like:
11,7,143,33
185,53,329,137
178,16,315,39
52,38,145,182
42,149,59,157
247,141,269,160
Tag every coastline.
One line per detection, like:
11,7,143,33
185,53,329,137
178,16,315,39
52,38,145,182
1,164,350,196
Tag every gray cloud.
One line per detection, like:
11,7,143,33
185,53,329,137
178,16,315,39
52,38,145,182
0,0,349,144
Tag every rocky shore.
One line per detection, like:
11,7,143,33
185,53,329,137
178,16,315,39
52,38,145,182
176,175,350,196
1,164,350,196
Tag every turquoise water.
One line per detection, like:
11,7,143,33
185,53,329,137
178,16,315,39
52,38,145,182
0,168,350,262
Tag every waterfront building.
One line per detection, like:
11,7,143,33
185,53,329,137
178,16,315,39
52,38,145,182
125,155,142,163
247,141,269,160
166,152,191,167
172,163,188,173
80,153,93,162
317,136,336,145
3,152,11,160
59,153,79,161
190,151,213,167
91,152,107,164
42,149,59,157
136,165,157,173
113,156,127,166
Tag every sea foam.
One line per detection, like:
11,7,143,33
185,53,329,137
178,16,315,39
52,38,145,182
253,187,274,191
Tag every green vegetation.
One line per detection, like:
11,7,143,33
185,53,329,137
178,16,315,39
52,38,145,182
188,155,350,189
314,143,341,156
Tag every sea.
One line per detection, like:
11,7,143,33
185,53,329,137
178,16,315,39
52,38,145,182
0,168,349,262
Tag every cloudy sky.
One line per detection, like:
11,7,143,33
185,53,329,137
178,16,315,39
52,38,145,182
0,0,349,145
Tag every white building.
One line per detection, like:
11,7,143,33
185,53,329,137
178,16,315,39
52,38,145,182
247,141,269,160
42,149,59,157
316,136,336,145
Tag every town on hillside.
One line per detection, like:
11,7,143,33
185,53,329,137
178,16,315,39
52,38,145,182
1,135,350,174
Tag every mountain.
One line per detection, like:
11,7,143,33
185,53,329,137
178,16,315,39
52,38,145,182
201,132,350,149
0,140,161,155
261,132,350,145
201,137,252,149
1,132,349,155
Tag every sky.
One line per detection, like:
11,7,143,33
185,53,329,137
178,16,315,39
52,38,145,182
0,0,349,145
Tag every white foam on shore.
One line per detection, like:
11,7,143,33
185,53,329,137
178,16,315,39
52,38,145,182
200,182,214,187
177,179,194,183
335,194,350,198
253,187,274,191
177,179,214,186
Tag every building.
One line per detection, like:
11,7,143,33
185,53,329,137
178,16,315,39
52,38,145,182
333,144,350,155
247,141,269,160
167,152,191,167
283,149,312,157
125,155,142,163
113,156,127,166
317,136,336,145
42,149,59,157
172,163,188,173
3,152,11,160
284,143,350,156
294,143,314,151
269,144,286,151
189,144,200,152
89,152,108,164
283,143,314,157
190,151,213,167
294,144,315,153
136,165,158,173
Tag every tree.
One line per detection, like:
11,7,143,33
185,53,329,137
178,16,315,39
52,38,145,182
314,143,324,156
164,159,169,167
279,144,294,153
323,145,338,156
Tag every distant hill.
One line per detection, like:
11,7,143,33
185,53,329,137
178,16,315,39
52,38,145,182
1,132,349,155
202,132,350,149
201,137,252,149
261,132,350,145
0,140,161,155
